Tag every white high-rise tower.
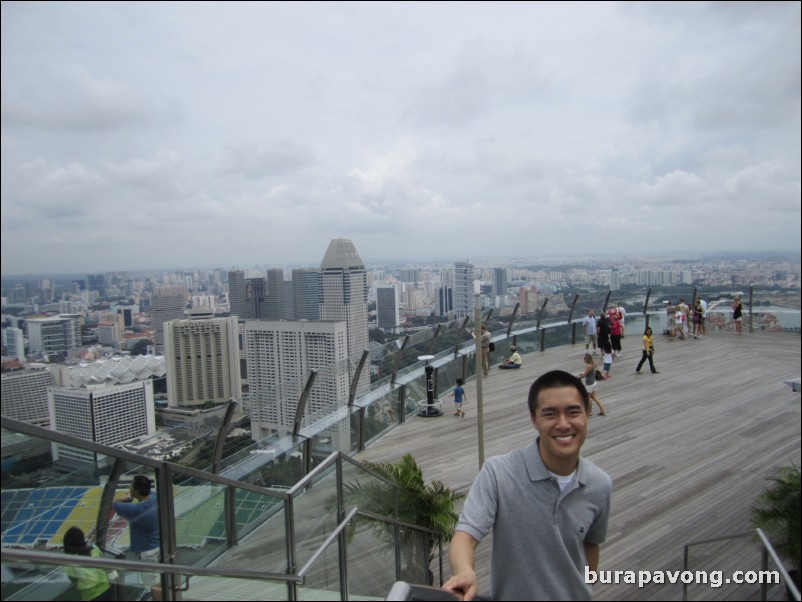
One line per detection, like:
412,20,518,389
319,239,370,395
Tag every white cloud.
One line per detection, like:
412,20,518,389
1,1,799,274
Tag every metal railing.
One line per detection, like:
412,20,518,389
1,416,442,601
682,529,801,601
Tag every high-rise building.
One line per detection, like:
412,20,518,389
151,285,187,353
436,286,454,318
48,380,155,467
492,268,508,297
292,268,320,321
245,320,349,441
320,239,370,395
3,327,26,360
228,270,268,320
453,261,475,319
26,315,82,359
163,315,241,408
376,285,400,332
265,269,286,321
1,368,55,425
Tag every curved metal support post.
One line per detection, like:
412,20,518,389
484,308,494,322
749,285,754,334
602,290,612,314
461,315,471,329
506,302,520,337
212,398,240,475
398,385,407,425
461,354,468,381
567,294,580,323
293,370,318,437
348,349,370,407
427,324,442,356
540,328,546,352
691,286,698,309
96,458,127,549
390,335,411,387
535,297,549,331
156,462,178,600
643,288,652,316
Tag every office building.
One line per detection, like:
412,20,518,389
492,268,508,297
3,327,26,361
265,269,286,321
376,285,400,332
292,268,320,321
320,239,370,395
1,368,55,425
228,270,268,320
245,320,349,441
151,285,187,353
164,315,241,408
453,261,475,319
26,315,82,359
48,380,155,466
436,286,454,318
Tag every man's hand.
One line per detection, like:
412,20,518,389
445,531,480,601
443,569,477,601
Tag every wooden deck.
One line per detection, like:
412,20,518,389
357,331,802,600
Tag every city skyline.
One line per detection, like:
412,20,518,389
2,2,800,275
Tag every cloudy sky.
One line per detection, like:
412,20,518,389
2,1,800,275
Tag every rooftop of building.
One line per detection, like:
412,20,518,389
357,330,801,600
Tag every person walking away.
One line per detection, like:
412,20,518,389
579,352,607,416
636,327,658,374
443,370,612,601
448,378,468,417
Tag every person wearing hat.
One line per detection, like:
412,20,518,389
498,346,522,369
62,526,113,601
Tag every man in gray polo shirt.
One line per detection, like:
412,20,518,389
444,370,612,601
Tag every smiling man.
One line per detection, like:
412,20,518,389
444,370,612,601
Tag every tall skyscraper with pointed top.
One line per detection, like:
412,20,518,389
319,239,370,395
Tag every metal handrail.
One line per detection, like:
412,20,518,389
682,528,800,601
0,547,301,584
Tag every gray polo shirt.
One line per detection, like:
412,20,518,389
456,439,612,601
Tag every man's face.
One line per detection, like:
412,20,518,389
531,386,588,474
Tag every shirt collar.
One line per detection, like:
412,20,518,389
525,438,588,485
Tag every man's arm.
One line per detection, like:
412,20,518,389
443,531,480,601
584,541,600,572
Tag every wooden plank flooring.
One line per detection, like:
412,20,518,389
356,331,802,601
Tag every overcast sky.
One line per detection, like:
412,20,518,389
2,1,800,276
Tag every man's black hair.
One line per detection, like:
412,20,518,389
132,475,152,497
527,370,590,415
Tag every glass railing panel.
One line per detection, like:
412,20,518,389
683,536,768,601
339,458,396,523
344,515,400,599
210,496,290,576
288,462,340,572
360,389,402,447
170,473,228,567
297,536,343,601
310,411,355,458
399,527,430,587
219,434,306,489
0,556,154,602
